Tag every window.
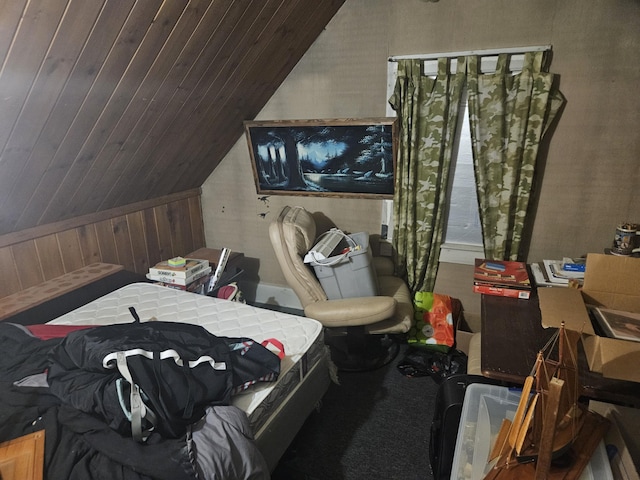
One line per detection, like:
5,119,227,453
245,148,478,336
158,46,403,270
443,87,483,246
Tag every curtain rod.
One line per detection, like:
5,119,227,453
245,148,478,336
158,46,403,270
388,45,551,62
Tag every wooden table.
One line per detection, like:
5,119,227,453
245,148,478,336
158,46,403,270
480,290,640,407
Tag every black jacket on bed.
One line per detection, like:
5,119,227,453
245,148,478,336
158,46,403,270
0,322,197,479
0,322,271,480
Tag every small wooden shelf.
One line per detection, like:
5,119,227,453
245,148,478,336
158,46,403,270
0,263,124,321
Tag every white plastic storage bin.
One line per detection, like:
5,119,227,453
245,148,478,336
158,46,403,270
311,232,379,300
450,383,613,480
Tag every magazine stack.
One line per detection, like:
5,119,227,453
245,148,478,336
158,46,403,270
473,258,532,299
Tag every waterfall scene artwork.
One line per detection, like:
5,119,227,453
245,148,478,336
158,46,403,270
245,118,396,198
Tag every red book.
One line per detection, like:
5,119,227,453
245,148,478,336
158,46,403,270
472,283,531,299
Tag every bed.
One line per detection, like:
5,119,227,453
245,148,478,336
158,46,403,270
0,278,332,479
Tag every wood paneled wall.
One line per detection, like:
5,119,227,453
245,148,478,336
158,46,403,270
0,189,205,298
0,0,344,236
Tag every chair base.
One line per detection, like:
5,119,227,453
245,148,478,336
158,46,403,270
324,327,400,372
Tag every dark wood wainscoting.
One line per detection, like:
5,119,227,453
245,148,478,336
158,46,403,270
0,189,205,298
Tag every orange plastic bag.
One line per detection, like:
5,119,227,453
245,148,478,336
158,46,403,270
408,292,455,352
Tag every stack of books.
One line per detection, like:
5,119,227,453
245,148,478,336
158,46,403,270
147,258,212,293
473,258,532,299
529,258,585,287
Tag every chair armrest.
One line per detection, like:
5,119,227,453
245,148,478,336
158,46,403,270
304,296,397,328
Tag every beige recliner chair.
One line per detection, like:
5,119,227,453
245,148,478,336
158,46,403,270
269,205,414,370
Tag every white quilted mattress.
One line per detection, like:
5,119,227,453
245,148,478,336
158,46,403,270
47,282,326,433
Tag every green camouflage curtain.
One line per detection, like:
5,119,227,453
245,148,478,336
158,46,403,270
467,51,565,260
389,58,465,293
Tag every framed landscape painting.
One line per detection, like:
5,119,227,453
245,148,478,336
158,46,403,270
244,118,397,198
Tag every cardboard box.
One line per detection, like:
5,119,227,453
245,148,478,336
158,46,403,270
538,253,640,383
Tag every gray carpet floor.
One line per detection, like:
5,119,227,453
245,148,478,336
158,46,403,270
271,344,439,480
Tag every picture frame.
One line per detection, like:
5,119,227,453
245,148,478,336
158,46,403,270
244,118,397,198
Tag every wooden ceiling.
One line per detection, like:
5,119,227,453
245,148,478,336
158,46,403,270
0,0,345,236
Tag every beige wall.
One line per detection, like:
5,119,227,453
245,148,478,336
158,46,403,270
201,0,640,328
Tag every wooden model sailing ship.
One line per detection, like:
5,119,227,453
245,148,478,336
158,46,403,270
483,322,609,480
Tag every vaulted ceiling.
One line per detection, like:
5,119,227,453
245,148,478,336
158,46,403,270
0,0,345,236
